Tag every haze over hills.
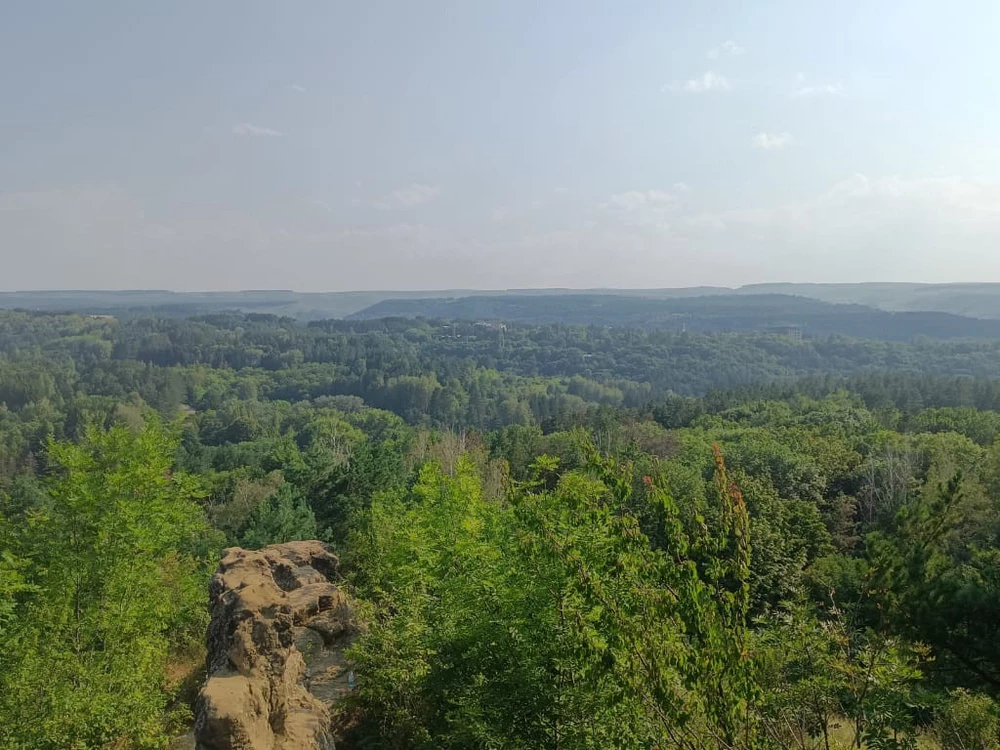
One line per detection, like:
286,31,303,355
738,283,1000,319
0,287,732,321
349,292,1000,341
6,284,1000,335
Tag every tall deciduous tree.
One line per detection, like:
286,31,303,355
0,422,217,750
348,439,758,749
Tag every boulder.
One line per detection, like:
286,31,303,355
194,541,361,750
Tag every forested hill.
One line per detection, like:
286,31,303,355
0,288,729,321
9,283,1000,322
350,292,1000,340
743,281,1000,318
8,311,1000,416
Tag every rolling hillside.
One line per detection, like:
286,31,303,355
350,293,1000,340
7,283,1000,326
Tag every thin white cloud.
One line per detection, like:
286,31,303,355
232,123,283,137
603,190,674,211
792,73,844,96
389,184,440,207
794,83,844,96
10,175,1000,289
752,132,793,150
664,71,731,93
601,190,677,230
289,84,307,93
672,182,693,193
707,40,745,59
356,183,441,210
698,174,1000,281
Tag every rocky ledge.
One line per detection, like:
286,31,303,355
194,541,361,750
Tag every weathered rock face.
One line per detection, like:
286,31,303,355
194,541,361,750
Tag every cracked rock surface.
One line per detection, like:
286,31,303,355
194,542,361,750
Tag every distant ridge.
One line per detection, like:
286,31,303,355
5,283,1000,324
346,292,1000,341
736,282,1000,318
0,287,734,320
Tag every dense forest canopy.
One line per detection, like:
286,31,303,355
1,308,999,748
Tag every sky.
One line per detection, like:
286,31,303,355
4,0,1000,291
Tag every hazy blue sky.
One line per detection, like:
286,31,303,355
4,0,1000,290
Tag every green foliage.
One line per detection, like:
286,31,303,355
869,472,1000,692
2,311,1000,747
933,689,999,750
0,422,218,750
0,545,32,638
756,604,926,750
237,482,318,549
348,440,758,749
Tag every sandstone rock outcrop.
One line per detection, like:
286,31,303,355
194,541,360,750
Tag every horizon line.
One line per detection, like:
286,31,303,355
5,281,1000,295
